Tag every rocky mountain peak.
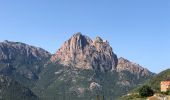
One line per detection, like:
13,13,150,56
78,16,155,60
3,40,10,43
92,36,111,53
73,32,82,37
94,36,103,43
118,57,129,63
51,33,118,72
69,32,92,50
51,33,152,74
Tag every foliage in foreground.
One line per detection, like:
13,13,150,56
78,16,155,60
139,85,154,97
120,69,170,100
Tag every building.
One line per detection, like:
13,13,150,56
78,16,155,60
160,81,170,92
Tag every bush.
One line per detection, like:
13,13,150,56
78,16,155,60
139,85,154,97
165,89,170,95
167,88,170,95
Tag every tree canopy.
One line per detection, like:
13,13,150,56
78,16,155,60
139,85,154,97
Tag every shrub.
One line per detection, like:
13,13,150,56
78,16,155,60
139,85,154,97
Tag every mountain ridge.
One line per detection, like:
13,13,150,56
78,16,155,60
51,32,117,72
117,57,152,77
0,40,51,88
51,32,152,75
0,33,154,99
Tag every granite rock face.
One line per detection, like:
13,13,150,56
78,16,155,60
0,40,50,62
0,40,51,80
51,33,118,72
117,57,151,76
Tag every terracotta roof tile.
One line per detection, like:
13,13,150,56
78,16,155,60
161,81,170,85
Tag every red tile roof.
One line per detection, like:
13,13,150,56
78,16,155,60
161,81,170,85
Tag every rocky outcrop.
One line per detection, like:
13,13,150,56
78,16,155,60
117,57,152,76
0,40,51,80
89,82,101,90
0,40,51,62
51,33,118,72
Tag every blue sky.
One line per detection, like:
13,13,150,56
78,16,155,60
0,0,169,73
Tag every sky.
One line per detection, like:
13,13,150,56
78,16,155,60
0,0,169,73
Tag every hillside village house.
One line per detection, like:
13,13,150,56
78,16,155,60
160,81,170,92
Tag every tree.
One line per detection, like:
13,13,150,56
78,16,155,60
165,88,170,95
139,85,154,97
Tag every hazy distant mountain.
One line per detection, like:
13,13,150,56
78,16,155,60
0,33,154,100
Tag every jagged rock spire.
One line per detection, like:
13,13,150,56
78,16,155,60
94,36,103,43
51,33,118,72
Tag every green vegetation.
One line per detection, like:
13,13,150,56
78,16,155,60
139,85,154,97
163,88,170,95
144,69,170,92
0,74,38,100
31,62,152,100
0,60,152,100
0,55,50,88
128,69,170,94
120,69,170,100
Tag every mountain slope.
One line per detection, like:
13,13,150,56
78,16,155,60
32,33,154,100
0,74,38,100
0,40,51,88
0,33,154,100
117,57,153,78
33,61,153,100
